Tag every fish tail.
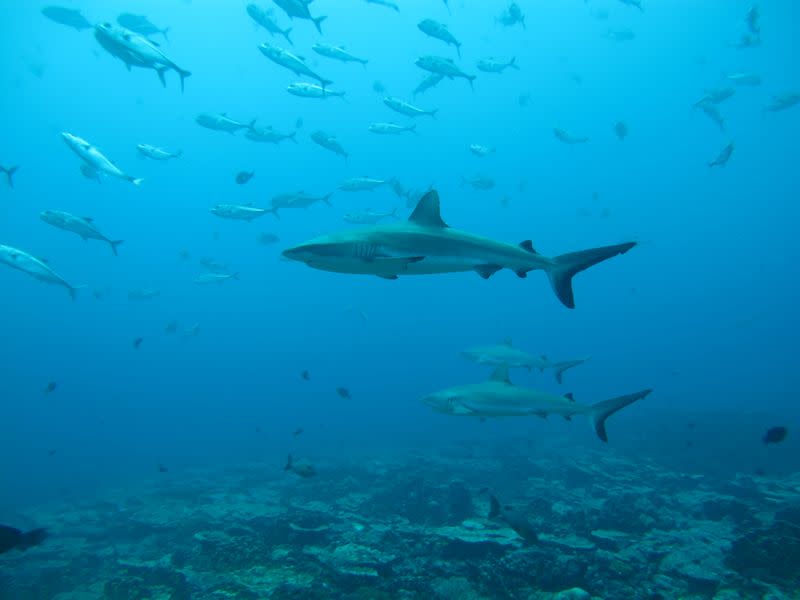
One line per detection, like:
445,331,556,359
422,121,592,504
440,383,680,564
156,67,168,88
545,242,636,308
161,27,170,42
126,176,144,186
488,495,501,519
467,74,476,90
430,108,438,119
323,193,334,207
283,28,293,46
19,528,47,550
510,57,519,70
590,389,652,442
313,15,327,34
177,68,191,93
289,131,298,143
268,208,280,220
110,240,124,256
284,454,293,471
1,165,18,189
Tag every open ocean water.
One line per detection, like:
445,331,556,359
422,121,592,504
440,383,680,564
1,1,799,598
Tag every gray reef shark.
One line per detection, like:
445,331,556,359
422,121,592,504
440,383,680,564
422,365,652,442
461,339,589,383
282,190,636,308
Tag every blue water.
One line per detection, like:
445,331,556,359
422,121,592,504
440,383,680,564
1,0,799,524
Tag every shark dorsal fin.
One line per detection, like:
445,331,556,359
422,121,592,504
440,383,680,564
564,392,575,402
409,190,448,228
490,365,511,384
519,240,537,254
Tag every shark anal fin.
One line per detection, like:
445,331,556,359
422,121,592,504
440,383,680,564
519,240,537,254
475,264,502,279
409,190,448,227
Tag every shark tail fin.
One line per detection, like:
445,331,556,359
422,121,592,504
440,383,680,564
546,242,636,308
2,166,18,188
283,28,293,46
177,68,191,93
323,193,333,207
510,57,519,70
110,240,124,256
590,389,652,442
284,454,293,471
489,495,501,519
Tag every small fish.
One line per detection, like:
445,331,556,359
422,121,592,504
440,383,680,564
236,171,255,185
365,0,399,11
763,426,787,444
157,463,169,473
287,82,345,100
40,211,124,256
373,80,386,94
41,6,92,30
764,93,800,113
44,381,57,394
211,203,268,222
62,132,142,186
477,57,519,73
497,3,526,28
183,323,200,339
605,28,635,42
344,208,398,225
698,102,725,131
489,495,537,544
133,337,143,349
117,13,170,41
196,113,255,134
0,525,47,555
246,125,297,144
165,320,178,334
384,97,438,118
369,122,417,135
0,165,19,189
312,43,368,66
554,128,589,144
418,19,462,57
246,4,293,45
311,130,349,162
413,73,444,96
614,121,628,141
694,88,735,107
336,387,351,399
723,72,762,86
745,5,760,36
415,55,475,88
47,449,57,457
259,42,331,86
284,454,316,478
178,250,190,261
194,273,240,285
257,232,280,245
137,144,182,160
338,177,389,192
200,257,230,273
272,0,326,34
708,142,734,168
292,428,304,437
301,370,310,381
469,144,495,157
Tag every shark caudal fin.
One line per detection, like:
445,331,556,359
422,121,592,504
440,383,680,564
546,242,636,308
590,389,652,442
110,240,124,256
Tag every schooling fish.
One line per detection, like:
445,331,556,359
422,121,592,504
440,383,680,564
41,6,92,30
0,244,83,299
708,142,734,168
62,132,142,186
247,4,293,45
116,13,170,41
40,210,124,256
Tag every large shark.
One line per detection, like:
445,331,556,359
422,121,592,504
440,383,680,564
282,190,636,308
461,339,589,384
422,366,651,442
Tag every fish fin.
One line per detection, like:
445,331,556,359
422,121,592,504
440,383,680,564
161,27,170,42
126,176,144,186
176,68,191,93
156,67,167,87
283,28,293,46
591,389,652,442
322,193,333,207
110,240,124,256
284,454,293,470
2,166,18,188
546,242,636,308
564,392,575,402
489,495,501,519
313,15,327,34
408,190,448,227
489,365,511,384
519,240,537,254
514,269,529,278
509,57,519,70
474,264,502,279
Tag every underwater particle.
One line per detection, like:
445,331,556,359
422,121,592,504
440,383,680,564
178,249,190,260
293,428,304,437
336,387,351,399
301,370,310,381
763,426,788,444
47,449,57,457
257,232,280,245
0,525,47,555
158,463,168,473
372,80,385,93
614,121,628,140
284,454,316,478
44,381,57,394
591,191,600,201
235,171,254,185
133,337,143,349
295,117,304,129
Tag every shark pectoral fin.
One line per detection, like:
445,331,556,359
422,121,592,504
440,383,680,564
377,274,398,280
590,389,652,442
514,269,530,278
370,256,424,278
475,264,502,279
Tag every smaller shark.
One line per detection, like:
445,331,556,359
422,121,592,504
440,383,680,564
422,366,651,442
282,190,636,308
461,339,589,384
